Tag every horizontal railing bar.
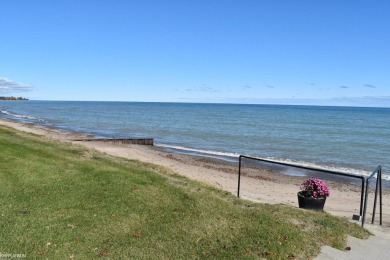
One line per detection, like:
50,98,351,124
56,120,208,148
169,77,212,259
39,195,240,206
239,155,365,181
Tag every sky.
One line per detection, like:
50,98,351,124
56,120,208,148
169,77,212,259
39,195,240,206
1,0,389,107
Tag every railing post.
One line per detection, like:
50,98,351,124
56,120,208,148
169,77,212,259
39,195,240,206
362,178,370,227
372,174,380,224
360,178,365,216
379,168,383,225
237,156,242,197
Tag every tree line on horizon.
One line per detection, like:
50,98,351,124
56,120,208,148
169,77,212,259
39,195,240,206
0,96,29,100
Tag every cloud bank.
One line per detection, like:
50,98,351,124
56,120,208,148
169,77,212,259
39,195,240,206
0,77,33,93
180,96,390,108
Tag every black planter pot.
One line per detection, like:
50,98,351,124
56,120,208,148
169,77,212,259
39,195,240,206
297,191,326,210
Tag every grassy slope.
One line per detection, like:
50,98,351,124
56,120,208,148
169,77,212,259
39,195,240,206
0,125,369,259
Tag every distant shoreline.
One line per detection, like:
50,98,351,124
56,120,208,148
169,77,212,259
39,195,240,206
0,96,29,100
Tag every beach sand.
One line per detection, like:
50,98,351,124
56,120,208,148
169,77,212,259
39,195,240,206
1,118,389,226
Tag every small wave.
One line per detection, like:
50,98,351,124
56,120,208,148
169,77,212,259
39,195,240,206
0,110,45,122
155,143,241,159
155,143,390,181
248,156,388,179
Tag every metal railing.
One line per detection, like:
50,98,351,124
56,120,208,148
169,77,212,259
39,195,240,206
362,165,383,227
238,155,366,218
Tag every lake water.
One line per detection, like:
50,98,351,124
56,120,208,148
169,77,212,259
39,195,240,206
1,101,389,179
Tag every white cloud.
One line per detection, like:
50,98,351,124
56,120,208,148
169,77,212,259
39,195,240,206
0,77,33,93
190,85,220,93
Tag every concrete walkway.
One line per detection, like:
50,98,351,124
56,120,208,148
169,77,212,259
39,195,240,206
315,224,390,259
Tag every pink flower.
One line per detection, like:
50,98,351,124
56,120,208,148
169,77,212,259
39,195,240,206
300,178,330,198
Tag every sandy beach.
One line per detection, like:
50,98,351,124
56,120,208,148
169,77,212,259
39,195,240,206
1,118,389,227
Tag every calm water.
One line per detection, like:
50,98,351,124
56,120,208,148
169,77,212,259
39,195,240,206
1,101,389,179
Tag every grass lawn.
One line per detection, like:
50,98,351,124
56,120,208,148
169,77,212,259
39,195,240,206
0,125,369,259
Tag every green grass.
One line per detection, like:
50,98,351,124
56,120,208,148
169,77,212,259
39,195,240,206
0,125,369,259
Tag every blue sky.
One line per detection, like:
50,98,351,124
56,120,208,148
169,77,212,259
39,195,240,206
1,1,389,107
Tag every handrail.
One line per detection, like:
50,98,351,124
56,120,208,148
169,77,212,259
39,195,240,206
362,165,382,227
238,155,366,218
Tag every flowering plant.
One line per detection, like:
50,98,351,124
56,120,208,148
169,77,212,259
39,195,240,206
300,178,330,199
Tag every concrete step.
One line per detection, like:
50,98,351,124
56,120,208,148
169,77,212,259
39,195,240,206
315,223,390,260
